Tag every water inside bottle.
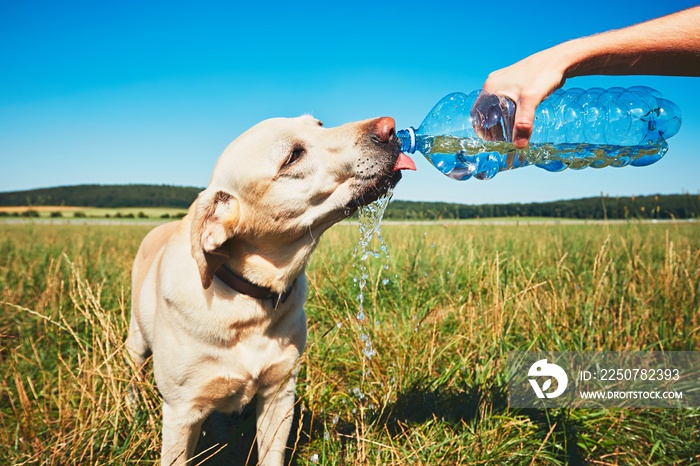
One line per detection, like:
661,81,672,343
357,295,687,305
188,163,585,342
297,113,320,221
422,135,668,180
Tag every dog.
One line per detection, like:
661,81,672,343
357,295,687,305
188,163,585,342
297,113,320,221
126,114,415,465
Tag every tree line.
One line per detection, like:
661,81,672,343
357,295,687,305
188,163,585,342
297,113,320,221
385,194,700,220
1,185,698,220
0,184,202,208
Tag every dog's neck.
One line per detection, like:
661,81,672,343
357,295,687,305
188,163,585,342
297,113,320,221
215,262,297,308
224,237,316,294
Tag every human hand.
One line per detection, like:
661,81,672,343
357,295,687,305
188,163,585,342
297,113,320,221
478,47,568,149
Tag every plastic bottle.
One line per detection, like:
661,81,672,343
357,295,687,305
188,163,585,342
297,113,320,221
397,87,682,181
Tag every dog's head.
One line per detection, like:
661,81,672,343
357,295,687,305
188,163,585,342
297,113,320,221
190,115,415,290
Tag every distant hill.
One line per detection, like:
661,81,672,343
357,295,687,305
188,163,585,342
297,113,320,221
0,184,698,220
385,194,700,220
0,184,203,209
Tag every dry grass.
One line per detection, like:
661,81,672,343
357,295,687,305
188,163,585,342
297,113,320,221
1,220,699,465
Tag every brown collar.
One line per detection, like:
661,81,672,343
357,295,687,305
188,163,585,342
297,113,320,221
215,263,297,309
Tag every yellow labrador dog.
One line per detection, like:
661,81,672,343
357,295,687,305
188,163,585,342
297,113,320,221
127,115,415,465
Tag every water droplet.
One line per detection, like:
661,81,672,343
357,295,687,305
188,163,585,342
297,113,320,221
352,387,365,400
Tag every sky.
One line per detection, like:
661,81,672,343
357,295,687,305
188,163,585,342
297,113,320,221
1,0,699,204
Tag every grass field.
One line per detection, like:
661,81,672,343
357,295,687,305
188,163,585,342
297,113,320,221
1,219,699,465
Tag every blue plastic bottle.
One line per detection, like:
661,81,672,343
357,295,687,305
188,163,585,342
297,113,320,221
397,87,682,181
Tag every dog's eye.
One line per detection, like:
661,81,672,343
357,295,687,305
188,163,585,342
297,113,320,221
283,146,305,168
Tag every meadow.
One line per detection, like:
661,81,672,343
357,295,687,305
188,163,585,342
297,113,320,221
1,219,699,465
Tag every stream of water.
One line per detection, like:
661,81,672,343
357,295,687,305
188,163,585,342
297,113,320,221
353,188,393,361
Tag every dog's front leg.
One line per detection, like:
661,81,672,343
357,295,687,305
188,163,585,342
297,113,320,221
161,402,204,466
255,375,297,466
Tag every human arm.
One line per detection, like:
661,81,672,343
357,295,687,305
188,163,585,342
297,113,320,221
480,6,700,149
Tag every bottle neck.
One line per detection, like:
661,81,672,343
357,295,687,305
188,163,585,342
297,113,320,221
397,127,416,153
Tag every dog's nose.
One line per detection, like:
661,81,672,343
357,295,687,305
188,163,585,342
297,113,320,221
372,117,396,144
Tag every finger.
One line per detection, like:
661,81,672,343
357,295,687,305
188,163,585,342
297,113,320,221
512,95,538,149
471,96,487,139
471,90,510,141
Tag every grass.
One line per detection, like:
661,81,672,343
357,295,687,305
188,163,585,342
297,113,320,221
1,219,699,465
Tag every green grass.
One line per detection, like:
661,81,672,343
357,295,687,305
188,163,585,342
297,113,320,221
1,221,699,465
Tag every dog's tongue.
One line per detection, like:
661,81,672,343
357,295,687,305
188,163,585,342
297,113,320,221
393,153,416,171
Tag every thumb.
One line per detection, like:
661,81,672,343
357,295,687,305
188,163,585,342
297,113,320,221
512,95,539,149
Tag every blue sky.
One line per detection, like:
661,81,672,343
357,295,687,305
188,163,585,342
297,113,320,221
1,0,698,204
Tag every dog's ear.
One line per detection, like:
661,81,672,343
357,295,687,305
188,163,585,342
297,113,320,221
190,190,240,289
